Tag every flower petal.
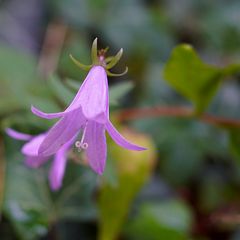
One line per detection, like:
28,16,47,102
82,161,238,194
79,66,109,122
39,108,85,156
21,134,46,156
49,147,68,191
6,128,32,141
31,105,66,119
105,120,146,151
31,66,109,122
24,156,49,168
84,121,106,175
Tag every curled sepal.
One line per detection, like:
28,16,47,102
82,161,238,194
106,66,128,77
91,38,98,64
69,54,92,71
105,56,114,63
106,48,123,69
70,38,127,75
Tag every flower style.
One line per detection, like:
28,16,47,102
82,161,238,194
31,38,146,175
6,128,74,191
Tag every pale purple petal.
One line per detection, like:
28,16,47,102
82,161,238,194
24,156,49,168
79,66,109,122
6,128,32,141
31,66,109,122
105,120,146,151
31,105,66,119
21,134,46,156
39,108,85,156
49,147,68,191
84,121,106,175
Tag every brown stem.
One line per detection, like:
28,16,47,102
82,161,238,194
117,106,240,128
38,21,67,78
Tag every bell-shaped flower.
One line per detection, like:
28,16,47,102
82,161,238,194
31,38,146,175
6,128,74,191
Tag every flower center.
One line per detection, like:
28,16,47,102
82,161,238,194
97,48,108,67
75,122,88,152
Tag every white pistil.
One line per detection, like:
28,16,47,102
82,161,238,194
75,122,88,152
82,142,88,149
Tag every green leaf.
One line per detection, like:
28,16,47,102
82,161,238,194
0,44,57,116
48,75,75,106
64,78,82,92
109,81,134,105
98,129,156,240
3,137,97,240
198,173,235,212
134,117,228,185
229,130,240,163
55,164,97,221
58,36,90,80
124,200,193,240
163,44,240,114
3,152,50,240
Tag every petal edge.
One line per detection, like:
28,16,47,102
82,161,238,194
105,121,146,151
39,108,85,156
31,105,66,119
6,128,32,141
85,121,106,175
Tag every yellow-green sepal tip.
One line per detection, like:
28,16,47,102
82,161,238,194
106,66,128,77
69,54,92,71
106,48,123,70
91,37,98,64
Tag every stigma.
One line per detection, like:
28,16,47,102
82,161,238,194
75,122,88,152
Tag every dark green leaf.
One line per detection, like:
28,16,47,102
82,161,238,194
109,81,134,105
3,137,97,240
0,45,58,117
163,44,240,113
98,129,156,240
124,200,193,240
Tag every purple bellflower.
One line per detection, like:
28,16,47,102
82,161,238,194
6,128,74,191
31,38,146,175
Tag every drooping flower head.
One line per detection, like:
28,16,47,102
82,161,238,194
31,38,146,175
6,128,74,191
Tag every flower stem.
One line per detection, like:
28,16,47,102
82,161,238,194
117,106,240,128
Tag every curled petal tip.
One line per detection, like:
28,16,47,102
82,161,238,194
69,54,92,71
31,105,62,119
5,128,32,141
31,105,45,117
135,146,147,151
106,120,146,151
106,66,128,77
31,105,37,113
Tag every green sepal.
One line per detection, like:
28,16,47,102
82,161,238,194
106,48,123,69
106,67,128,77
69,54,92,71
91,38,98,64
105,56,114,63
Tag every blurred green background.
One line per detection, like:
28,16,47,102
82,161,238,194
1,0,240,239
